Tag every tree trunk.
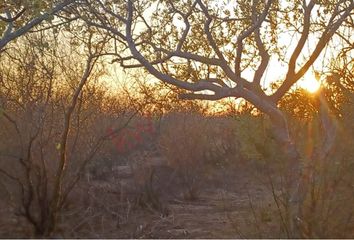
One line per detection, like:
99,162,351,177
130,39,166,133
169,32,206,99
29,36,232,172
267,106,306,237
245,95,305,237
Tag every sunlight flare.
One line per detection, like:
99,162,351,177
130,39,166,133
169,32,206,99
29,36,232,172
299,72,321,93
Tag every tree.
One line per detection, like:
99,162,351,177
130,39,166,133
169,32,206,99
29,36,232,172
75,0,354,236
0,28,127,237
0,0,76,50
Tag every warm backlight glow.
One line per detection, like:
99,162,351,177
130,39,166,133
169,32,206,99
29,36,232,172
299,73,320,93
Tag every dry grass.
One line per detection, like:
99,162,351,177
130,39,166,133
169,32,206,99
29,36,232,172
1,109,354,238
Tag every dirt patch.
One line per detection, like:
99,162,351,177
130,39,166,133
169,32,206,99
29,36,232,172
89,162,276,239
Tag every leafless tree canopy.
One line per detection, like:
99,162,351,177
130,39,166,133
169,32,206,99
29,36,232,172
72,0,353,154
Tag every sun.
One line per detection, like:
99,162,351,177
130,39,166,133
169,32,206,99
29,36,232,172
299,72,321,93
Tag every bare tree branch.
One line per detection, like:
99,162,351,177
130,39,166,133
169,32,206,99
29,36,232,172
235,0,272,78
196,0,241,84
125,0,228,94
272,1,354,102
0,7,26,22
252,0,271,86
0,0,76,50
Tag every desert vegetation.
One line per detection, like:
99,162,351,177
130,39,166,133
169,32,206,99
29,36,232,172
0,0,353,238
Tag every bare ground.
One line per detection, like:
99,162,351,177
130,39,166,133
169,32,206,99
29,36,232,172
0,159,284,238
66,160,280,239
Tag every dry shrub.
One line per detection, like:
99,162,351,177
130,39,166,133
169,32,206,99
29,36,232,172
0,33,137,237
120,150,168,216
231,109,354,238
159,111,240,200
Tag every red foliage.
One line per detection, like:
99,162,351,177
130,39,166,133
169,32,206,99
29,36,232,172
106,116,156,154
